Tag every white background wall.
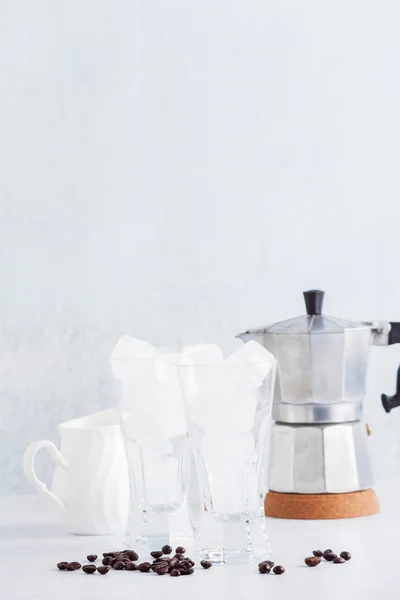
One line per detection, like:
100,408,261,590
1,0,400,494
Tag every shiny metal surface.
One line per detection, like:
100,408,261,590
272,402,362,424
268,421,374,493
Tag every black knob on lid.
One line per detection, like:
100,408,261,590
303,290,324,315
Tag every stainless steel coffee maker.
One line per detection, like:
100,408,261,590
237,290,400,519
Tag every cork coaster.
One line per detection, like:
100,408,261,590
265,489,380,519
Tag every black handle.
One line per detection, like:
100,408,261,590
382,366,400,413
389,322,400,345
303,290,324,315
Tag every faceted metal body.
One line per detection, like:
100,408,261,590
268,421,373,493
241,315,373,424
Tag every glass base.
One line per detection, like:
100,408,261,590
123,503,193,555
192,512,272,564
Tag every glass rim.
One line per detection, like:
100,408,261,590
177,358,277,368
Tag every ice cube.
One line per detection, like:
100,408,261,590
202,434,256,515
111,335,158,359
122,412,173,455
201,432,255,472
154,354,187,438
110,336,159,379
226,341,275,387
208,473,246,515
144,454,180,506
182,344,224,365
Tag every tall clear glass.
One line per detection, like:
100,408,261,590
110,355,192,553
178,358,276,564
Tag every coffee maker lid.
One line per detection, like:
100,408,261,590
247,290,369,335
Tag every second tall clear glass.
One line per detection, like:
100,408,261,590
178,358,276,564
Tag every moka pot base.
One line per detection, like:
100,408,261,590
264,489,380,519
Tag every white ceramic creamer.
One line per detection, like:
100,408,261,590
23,409,129,534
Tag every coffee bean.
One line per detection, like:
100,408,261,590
334,557,345,564
174,553,185,561
65,563,78,571
150,551,163,559
258,563,271,574
126,562,138,571
162,545,173,555
103,552,114,557
313,550,323,557
57,562,68,570
170,569,181,577
113,560,125,570
175,546,186,554
340,551,351,561
182,560,192,568
323,552,337,562
273,565,285,575
154,561,169,571
138,562,151,573
102,556,112,566
86,555,97,562
156,566,169,575
123,550,139,561
97,566,110,575
200,560,212,570
304,557,321,567
265,561,274,568
324,549,333,554
69,562,81,570
180,568,194,575
82,565,97,574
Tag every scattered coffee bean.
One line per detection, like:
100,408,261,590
69,562,81,570
125,562,138,571
86,555,97,562
304,557,321,567
150,551,163,559
174,553,185,561
266,561,274,568
138,562,151,573
162,545,173,555
123,550,139,561
182,560,192,568
200,560,212,570
65,563,78,571
82,565,97,574
273,565,285,575
57,562,68,570
103,552,114,558
170,569,181,577
181,568,194,575
313,550,323,557
102,556,112,566
340,551,351,561
113,560,125,570
323,551,337,562
97,566,110,575
156,566,169,575
324,549,333,554
175,546,186,554
334,557,345,564
258,562,271,574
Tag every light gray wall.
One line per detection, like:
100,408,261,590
1,0,400,494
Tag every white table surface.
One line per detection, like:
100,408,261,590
1,488,398,600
